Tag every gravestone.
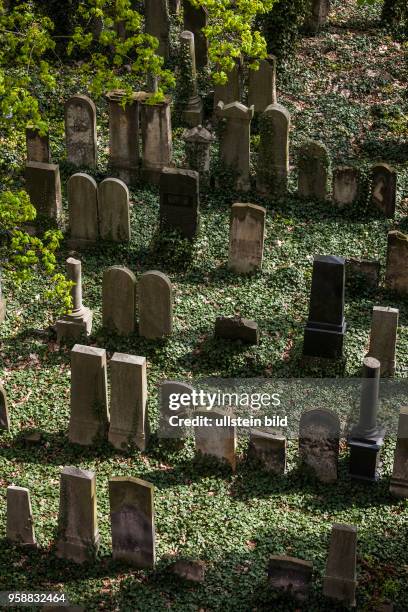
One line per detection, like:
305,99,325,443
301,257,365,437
228,203,266,274
385,231,408,296
109,477,155,568
303,255,346,359
257,103,290,196
371,163,397,217
0,384,9,430
56,258,93,342
390,407,408,498
138,271,173,339
26,127,50,163
25,162,62,221
56,467,99,563
64,95,97,167
141,98,173,184
172,559,205,582
183,125,214,185
217,102,254,192
248,56,277,113
168,0,180,12
194,408,237,470
215,316,259,345
248,430,286,475
102,266,136,336
332,166,360,207
159,167,199,239
6,486,36,547
68,173,99,245
268,556,313,602
158,380,194,440
214,62,241,108
298,140,330,201
145,0,170,59
68,344,109,446
323,524,357,606
0,274,5,324
305,0,331,33
183,0,208,68
368,306,399,377
346,258,380,289
299,408,340,483
109,354,148,451
179,31,203,127
98,178,130,242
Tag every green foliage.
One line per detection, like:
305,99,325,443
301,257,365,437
257,0,311,61
381,0,408,41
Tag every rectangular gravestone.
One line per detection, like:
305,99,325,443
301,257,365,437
0,384,10,430
368,306,399,377
217,101,254,192
248,56,277,113
268,556,313,602
299,408,340,483
385,231,408,296
159,168,199,239
248,430,286,474
228,203,266,273
141,99,173,185
25,162,62,221
194,409,236,470
323,524,357,606
159,380,194,441
298,140,330,201
346,258,380,289
390,408,408,499
333,166,360,207
26,127,50,163
7,486,37,547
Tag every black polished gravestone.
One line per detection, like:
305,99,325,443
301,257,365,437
303,255,346,359
159,168,199,240
348,357,385,482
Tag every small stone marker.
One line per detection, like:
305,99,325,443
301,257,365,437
179,31,203,127
257,103,290,196
98,178,130,242
217,101,254,192
68,344,109,446
159,167,200,239
145,0,170,59
109,476,155,568
68,173,99,245
138,271,173,339
385,231,408,296
159,380,194,440
248,430,286,475
56,258,93,342
56,467,99,563
371,163,397,217
6,486,37,547
183,125,214,185
333,166,360,207
323,523,357,606
346,258,380,289
25,162,62,221
215,316,259,345
194,408,237,470
64,94,97,167
141,97,173,185
268,555,313,601
214,62,241,108
183,0,208,68
248,55,277,113
0,384,9,431
298,140,330,201
109,353,148,451
172,559,205,582
102,266,136,336
390,407,408,499
228,203,266,274
26,127,50,163
368,306,399,377
299,408,340,483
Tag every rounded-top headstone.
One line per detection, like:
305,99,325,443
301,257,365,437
98,178,130,242
68,172,98,242
64,94,97,167
102,266,136,335
138,271,173,339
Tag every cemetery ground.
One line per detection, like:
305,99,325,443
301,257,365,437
0,1,407,610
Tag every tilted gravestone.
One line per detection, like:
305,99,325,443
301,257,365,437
64,94,97,168
390,407,408,499
145,0,170,60
183,0,208,68
368,306,399,377
102,266,136,336
299,408,340,483
109,476,155,568
6,486,37,547
217,101,254,192
0,384,10,431
248,55,277,113
138,271,173,339
56,258,93,342
98,178,130,242
228,203,266,274
257,103,290,196
371,163,396,217
194,408,237,470
332,166,360,207
323,523,357,606
25,162,62,221
26,127,50,163
68,173,99,245
298,140,330,201
159,167,200,239
141,98,173,185
268,556,313,601
248,430,286,475
385,230,408,296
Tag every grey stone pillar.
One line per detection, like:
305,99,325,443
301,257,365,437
179,30,203,127
56,258,93,342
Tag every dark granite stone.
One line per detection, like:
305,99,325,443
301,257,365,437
159,168,199,239
215,316,259,345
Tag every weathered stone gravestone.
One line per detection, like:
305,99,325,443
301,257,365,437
26,127,50,163
248,56,277,113
183,0,208,68
141,98,172,185
257,103,290,196
56,467,99,563
214,62,241,108
215,316,259,345
159,167,200,239
304,0,331,33
102,266,136,336
303,255,346,359
0,384,9,431
109,354,148,451
56,258,93,342
248,430,286,475
158,380,194,440
6,486,37,547
183,125,214,185
109,477,155,568
323,523,357,606
228,203,266,274
217,101,254,192
98,178,130,242
268,556,313,602
138,271,173,339
64,95,97,167
68,345,109,446
385,231,408,296
171,559,205,582
299,408,340,483
298,140,330,201
68,173,99,245
390,408,408,498
332,166,360,207
371,163,397,217
145,0,170,59
346,258,380,289
25,162,62,221
194,408,237,470
179,31,203,127
368,306,399,377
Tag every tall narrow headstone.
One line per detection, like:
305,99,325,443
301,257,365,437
183,125,214,185
26,127,50,163
6,486,37,547
68,345,109,446
194,408,237,470
159,167,200,239
64,95,97,168
141,98,173,184
56,258,93,342
228,203,266,274
25,162,62,221
385,231,408,296
183,0,208,68
98,178,130,242
299,408,340,483
368,306,399,377
145,0,170,60
68,173,99,245
303,255,346,359
109,354,148,451
390,407,408,499
298,140,330,201
332,166,360,207
217,101,254,192
109,477,155,568
248,430,286,475
179,31,203,127
56,467,99,563
158,380,194,440
371,163,396,218
248,56,277,113
323,524,357,606
138,271,173,339
0,384,9,431
213,62,241,108
257,103,290,196
102,266,136,336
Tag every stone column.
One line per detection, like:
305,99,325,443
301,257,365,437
25,162,62,221
368,306,399,377
183,125,213,186
179,31,203,127
183,0,208,68
56,258,93,342
145,0,170,59
257,103,290,196
385,230,408,296
390,407,408,498
323,524,357,606
248,55,277,113
0,384,9,430
26,127,50,163
7,486,37,547
141,98,173,184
